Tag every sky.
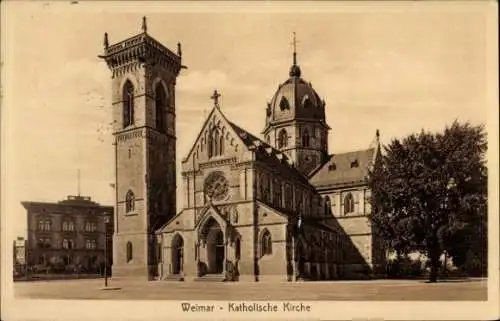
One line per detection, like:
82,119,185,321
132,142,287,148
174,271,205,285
2,1,498,239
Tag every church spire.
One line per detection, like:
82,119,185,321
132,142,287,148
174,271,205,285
289,32,301,77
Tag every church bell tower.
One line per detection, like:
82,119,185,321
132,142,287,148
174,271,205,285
100,17,184,279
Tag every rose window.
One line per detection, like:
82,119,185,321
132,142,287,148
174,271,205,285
204,172,229,201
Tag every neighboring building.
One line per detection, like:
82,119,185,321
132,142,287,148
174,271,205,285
13,237,27,265
100,18,385,281
21,195,114,273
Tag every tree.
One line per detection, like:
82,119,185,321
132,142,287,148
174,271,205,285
368,121,487,282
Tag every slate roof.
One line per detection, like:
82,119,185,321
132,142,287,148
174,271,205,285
309,148,375,189
227,121,312,186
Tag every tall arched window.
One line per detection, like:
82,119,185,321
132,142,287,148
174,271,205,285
126,190,135,213
155,83,167,133
324,195,332,215
302,129,310,147
68,221,75,231
261,230,272,256
273,179,282,207
62,239,69,249
278,129,288,148
62,221,68,231
344,192,355,215
122,80,135,128
126,241,133,262
235,238,241,260
208,127,223,158
260,174,270,203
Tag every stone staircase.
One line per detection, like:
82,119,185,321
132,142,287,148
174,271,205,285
194,274,226,282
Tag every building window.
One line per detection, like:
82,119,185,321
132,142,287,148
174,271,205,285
126,190,135,213
278,129,288,148
62,220,75,232
85,222,97,232
266,135,270,144
62,239,69,249
38,255,45,265
273,179,282,208
126,242,133,262
344,193,355,215
122,80,135,128
155,83,167,133
324,195,332,215
279,96,290,111
303,97,313,109
350,159,359,168
302,129,310,147
261,230,272,257
260,174,270,203
38,220,44,231
85,239,97,250
208,127,223,158
235,238,241,260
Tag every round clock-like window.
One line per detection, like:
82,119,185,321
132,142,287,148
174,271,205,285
204,171,229,201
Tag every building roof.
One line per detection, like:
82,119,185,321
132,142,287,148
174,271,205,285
309,148,375,189
21,195,112,209
227,121,313,187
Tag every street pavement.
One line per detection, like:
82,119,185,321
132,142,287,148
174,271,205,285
13,277,487,301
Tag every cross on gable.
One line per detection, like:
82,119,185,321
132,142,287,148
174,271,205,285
210,90,221,108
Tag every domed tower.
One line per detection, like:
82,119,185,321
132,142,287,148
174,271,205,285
262,34,330,176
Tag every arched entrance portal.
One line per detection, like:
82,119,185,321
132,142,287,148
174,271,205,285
210,230,224,274
171,235,184,274
201,217,226,275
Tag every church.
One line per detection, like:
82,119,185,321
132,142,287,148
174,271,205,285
100,18,385,282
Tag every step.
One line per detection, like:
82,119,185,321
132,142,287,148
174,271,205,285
194,274,226,282
164,274,184,281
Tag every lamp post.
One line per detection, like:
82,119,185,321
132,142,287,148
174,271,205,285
104,213,110,287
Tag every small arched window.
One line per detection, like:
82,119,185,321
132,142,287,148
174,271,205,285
155,83,167,133
278,129,288,149
279,96,290,111
122,80,135,128
261,230,272,256
126,190,135,213
303,97,313,109
126,241,133,262
344,192,355,215
302,129,310,147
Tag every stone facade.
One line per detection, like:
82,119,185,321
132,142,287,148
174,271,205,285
21,196,113,273
102,21,385,281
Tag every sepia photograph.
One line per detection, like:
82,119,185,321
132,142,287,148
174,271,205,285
1,1,498,320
